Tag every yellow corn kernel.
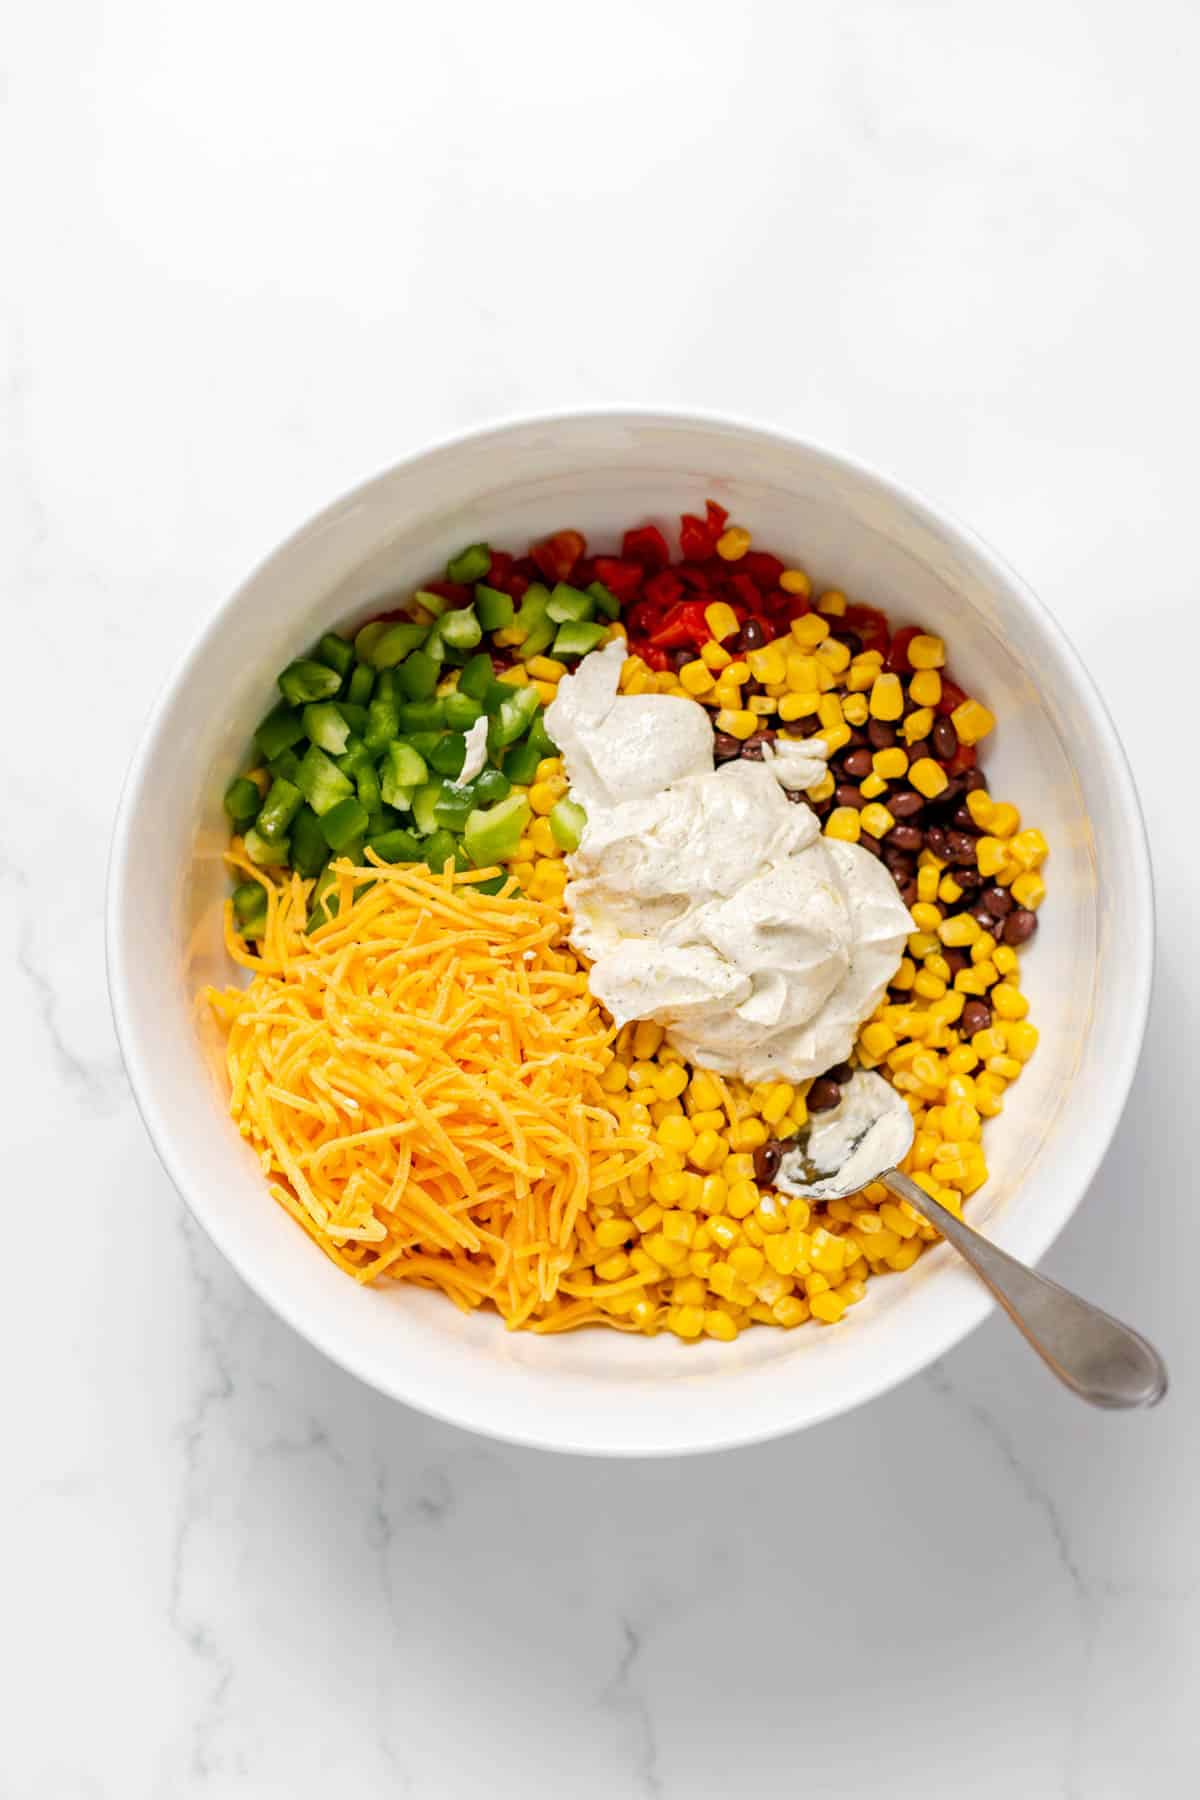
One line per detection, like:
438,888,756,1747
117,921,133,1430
903,708,934,745
679,660,715,696
746,643,787,686
707,1217,740,1252
687,1109,724,1136
824,806,862,843
987,801,1020,839
727,1177,760,1217
868,673,904,720
668,1304,705,1338
651,1061,689,1102
748,695,777,716
632,1019,664,1061
493,631,526,651
772,1295,810,1327
971,1027,1006,1061
991,983,1029,1021
525,654,567,682
950,698,995,745
809,1230,847,1275
703,1308,739,1341
816,636,852,675
711,681,742,712
880,1201,917,1240
645,1231,690,1270
716,526,751,561
770,566,808,598
873,746,909,780
817,693,845,730
688,1130,727,1171
595,1219,633,1253
594,1250,632,1282
938,913,980,948
790,613,830,648
973,836,1007,878
843,693,869,726
729,1245,765,1283
907,930,940,959
722,660,750,684
859,1021,897,1060
909,757,949,798
715,708,757,741
686,1071,720,1111
697,1174,729,1216
529,779,565,815
703,600,740,641
783,654,819,691
916,865,940,903
806,770,836,802
810,1289,847,1323
729,1117,769,1151
818,723,852,755
1009,871,1046,910
938,874,964,904
990,945,1017,977
779,691,819,722
631,1203,663,1237
527,817,558,858
909,667,942,707
859,802,895,839
785,1198,812,1234
891,956,917,990
533,676,562,702
909,901,942,933
661,1209,695,1247
701,639,732,670
762,1231,799,1276
859,772,887,800
908,633,946,669
913,969,947,1000
964,789,994,831
529,858,567,897
599,1060,628,1094
656,1114,696,1152
987,1054,1023,1080
1004,1021,1039,1062
1010,828,1049,870
817,588,848,616
847,651,884,692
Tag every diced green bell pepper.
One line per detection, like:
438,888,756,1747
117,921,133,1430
552,620,608,659
587,580,621,620
443,691,483,731
320,796,370,852
440,606,482,651
474,585,514,631
397,698,445,734
243,826,291,867
362,621,428,669
367,827,424,864
315,632,355,677
501,739,541,785
381,741,428,806
295,743,354,815
255,702,306,762
471,767,511,806
224,777,261,827
549,796,587,851
268,748,302,783
488,685,541,749
428,733,467,779
458,652,496,701
346,662,375,707
411,782,443,836
290,805,329,878
446,543,491,584
546,583,595,624
278,658,342,705
433,784,474,830
232,880,268,935
397,650,439,701
302,701,351,755
423,828,467,873
463,794,531,868
256,777,303,840
364,669,400,752
527,712,559,760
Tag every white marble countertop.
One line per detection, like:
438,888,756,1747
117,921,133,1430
5,3,1198,1794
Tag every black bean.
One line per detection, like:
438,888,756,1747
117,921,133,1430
906,739,930,764
741,618,767,651
971,904,997,931
713,731,741,761
982,884,1013,918
961,999,992,1037
947,830,978,865
951,803,981,833
807,1077,842,1112
1003,908,1038,945
846,727,870,749
668,647,694,673
884,852,915,880
834,631,863,657
859,832,882,858
890,790,924,819
753,1140,783,1185
942,949,968,977
843,748,873,778
954,867,983,892
829,1061,855,1084
934,778,965,811
932,717,958,760
739,734,768,761
889,823,924,853
867,720,896,750
926,825,950,861
834,783,865,810
810,795,833,817
899,877,918,906
964,769,988,794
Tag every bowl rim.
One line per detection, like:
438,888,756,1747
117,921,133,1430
106,405,1156,1456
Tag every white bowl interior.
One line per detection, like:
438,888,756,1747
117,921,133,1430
109,414,1151,1454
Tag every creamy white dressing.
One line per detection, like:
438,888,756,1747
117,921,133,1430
775,1071,914,1200
453,715,490,788
545,642,913,1084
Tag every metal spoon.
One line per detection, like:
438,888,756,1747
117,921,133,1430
777,1076,1167,1409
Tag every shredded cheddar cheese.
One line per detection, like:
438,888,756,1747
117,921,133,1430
206,852,657,1329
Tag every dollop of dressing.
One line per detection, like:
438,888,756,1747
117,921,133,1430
775,1071,915,1200
545,642,913,1084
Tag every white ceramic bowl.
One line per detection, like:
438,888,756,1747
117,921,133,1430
107,411,1153,1456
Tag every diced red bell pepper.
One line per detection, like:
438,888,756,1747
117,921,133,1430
784,594,812,624
677,563,713,591
486,549,514,586
946,742,977,776
573,556,597,587
649,600,712,650
886,624,923,672
741,551,786,591
626,600,662,640
639,643,670,671
729,572,762,612
679,498,729,562
622,523,671,571
531,529,586,583
422,579,473,606
842,604,889,654
938,676,967,717
593,557,644,602
644,569,685,609
508,574,530,601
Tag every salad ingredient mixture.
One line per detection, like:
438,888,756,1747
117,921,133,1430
206,502,1047,1340
547,640,912,1082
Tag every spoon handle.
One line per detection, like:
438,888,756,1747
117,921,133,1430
880,1170,1168,1409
